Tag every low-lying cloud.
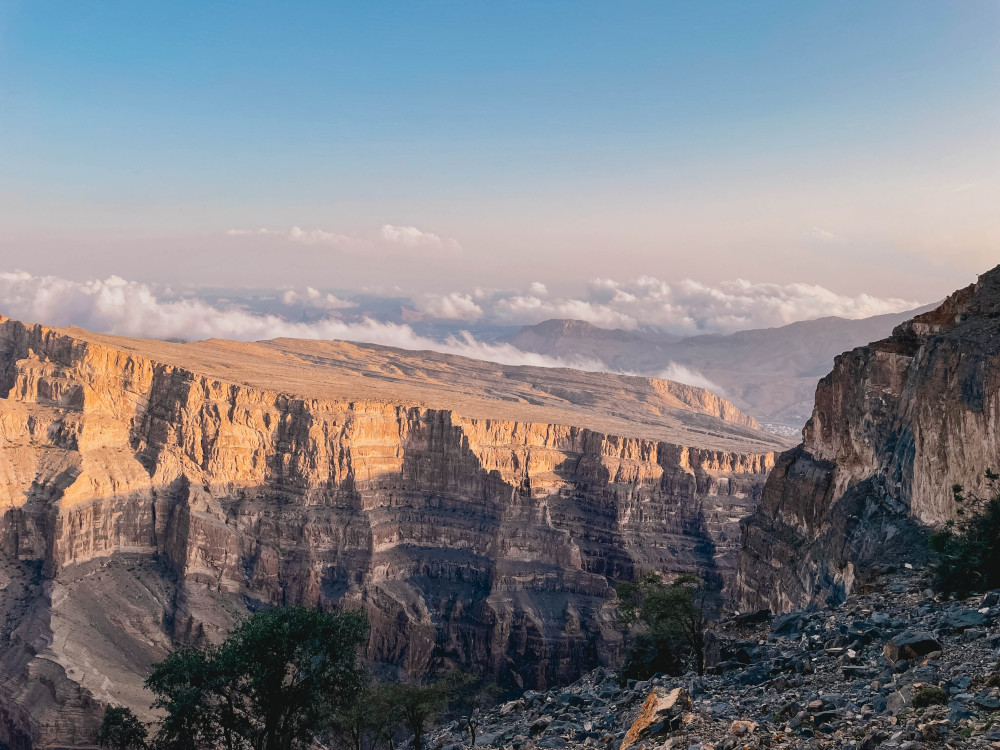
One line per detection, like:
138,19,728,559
459,276,920,334
0,270,923,400
0,272,598,370
413,292,483,321
655,363,724,394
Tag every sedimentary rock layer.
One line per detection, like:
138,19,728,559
738,266,1000,613
0,316,782,748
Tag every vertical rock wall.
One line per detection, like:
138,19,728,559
739,266,1000,613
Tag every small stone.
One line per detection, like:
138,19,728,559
728,720,758,736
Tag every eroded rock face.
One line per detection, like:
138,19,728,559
0,317,778,748
739,266,1000,613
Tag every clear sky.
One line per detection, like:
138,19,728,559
0,1,997,308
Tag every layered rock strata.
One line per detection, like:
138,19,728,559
739,266,1000,613
0,316,782,748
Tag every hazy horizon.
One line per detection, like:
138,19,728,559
1,1,995,315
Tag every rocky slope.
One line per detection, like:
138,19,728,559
422,566,1000,749
0,315,785,748
738,266,1000,614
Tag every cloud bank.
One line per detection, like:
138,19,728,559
0,270,923,396
463,276,920,333
0,272,598,371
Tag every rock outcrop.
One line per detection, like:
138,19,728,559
739,266,1000,613
0,316,784,748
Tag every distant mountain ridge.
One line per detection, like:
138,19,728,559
503,304,938,429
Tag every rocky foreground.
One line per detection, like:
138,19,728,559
420,567,1000,749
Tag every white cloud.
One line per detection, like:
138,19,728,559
280,287,354,310
287,226,354,247
529,282,548,296
226,224,460,254
414,292,483,321
481,276,919,334
0,272,600,371
378,224,459,253
803,226,842,244
491,294,638,329
0,271,923,403
655,364,724,394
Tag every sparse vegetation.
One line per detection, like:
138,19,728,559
930,471,1000,596
440,671,505,748
912,685,948,708
616,572,715,680
385,681,450,750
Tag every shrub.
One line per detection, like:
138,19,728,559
912,685,948,708
931,472,1000,596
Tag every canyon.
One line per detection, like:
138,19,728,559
739,265,1000,613
0,315,786,749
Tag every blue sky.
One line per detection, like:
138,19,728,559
0,1,996,304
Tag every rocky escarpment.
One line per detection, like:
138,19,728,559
738,266,1000,613
0,316,782,749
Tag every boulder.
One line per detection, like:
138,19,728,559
946,608,987,630
619,687,691,750
772,611,808,636
883,631,942,664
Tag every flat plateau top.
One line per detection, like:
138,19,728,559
59,326,792,453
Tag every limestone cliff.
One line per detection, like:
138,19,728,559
738,266,999,613
0,316,784,749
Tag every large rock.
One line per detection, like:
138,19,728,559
883,631,942,664
0,315,782,748
739,265,1000,612
620,687,691,749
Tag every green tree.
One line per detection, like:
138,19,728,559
333,682,399,750
386,682,448,750
146,606,369,750
97,706,148,750
616,572,714,679
145,647,225,750
441,672,504,748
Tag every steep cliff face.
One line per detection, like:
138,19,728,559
738,267,1000,613
0,316,782,749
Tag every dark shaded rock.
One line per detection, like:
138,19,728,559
883,631,942,664
946,608,987,630
772,612,808,636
